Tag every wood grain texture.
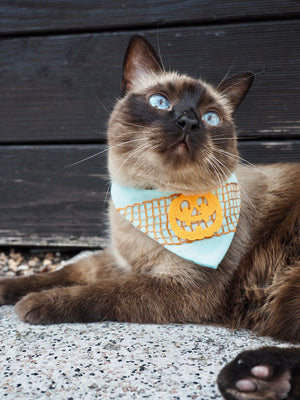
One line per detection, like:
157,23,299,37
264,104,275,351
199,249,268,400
0,145,109,247
238,140,300,164
1,142,299,247
1,2,299,247
1,1,299,35
1,21,299,143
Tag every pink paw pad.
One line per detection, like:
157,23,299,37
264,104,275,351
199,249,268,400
251,364,271,378
235,379,256,392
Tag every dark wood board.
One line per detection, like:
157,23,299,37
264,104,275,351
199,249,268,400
1,21,299,144
0,145,109,247
1,1,299,35
238,140,300,165
1,142,299,247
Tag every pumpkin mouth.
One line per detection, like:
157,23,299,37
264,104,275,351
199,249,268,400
175,208,217,232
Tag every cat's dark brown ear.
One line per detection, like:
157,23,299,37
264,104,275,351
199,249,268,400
217,73,254,112
121,35,163,94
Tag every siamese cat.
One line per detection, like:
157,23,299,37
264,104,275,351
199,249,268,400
0,36,299,399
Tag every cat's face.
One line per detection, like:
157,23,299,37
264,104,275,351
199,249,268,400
108,35,253,194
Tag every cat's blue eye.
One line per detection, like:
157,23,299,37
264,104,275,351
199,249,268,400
202,111,220,126
149,94,170,110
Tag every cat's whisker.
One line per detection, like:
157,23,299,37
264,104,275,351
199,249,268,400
218,56,237,87
129,143,160,183
125,122,147,129
151,156,174,190
114,120,146,129
212,146,252,166
209,153,255,208
143,37,165,74
93,129,106,136
207,153,254,209
210,137,239,141
218,70,264,100
127,144,158,184
211,136,261,141
209,149,257,209
113,119,162,133
96,95,112,115
209,153,231,180
64,138,149,169
207,154,226,191
202,149,224,190
207,160,223,189
63,148,109,169
103,181,112,207
112,142,153,180
212,147,268,177
116,137,149,147
156,31,166,73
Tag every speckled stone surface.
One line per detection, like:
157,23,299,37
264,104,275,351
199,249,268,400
0,306,282,399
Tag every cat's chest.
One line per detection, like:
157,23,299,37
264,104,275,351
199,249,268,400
110,203,197,277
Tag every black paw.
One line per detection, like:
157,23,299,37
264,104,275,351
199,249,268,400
217,346,300,400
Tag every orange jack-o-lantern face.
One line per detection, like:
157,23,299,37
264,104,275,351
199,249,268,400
168,193,223,240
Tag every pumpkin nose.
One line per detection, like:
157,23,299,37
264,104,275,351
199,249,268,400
176,110,199,133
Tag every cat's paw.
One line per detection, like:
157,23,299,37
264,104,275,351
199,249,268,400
15,290,59,324
217,347,300,400
15,286,89,324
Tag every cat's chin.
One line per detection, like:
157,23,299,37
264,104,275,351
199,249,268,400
111,169,227,194
151,170,230,194
155,181,222,195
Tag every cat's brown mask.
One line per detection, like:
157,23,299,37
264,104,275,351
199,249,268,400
108,35,254,194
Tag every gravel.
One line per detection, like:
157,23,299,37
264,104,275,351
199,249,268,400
0,248,78,277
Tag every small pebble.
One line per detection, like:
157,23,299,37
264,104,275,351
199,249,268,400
43,259,52,267
28,257,40,267
8,259,18,272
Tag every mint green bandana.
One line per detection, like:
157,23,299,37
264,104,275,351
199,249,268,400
111,174,241,269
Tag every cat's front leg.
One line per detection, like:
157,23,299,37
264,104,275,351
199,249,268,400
0,249,119,305
0,269,74,305
15,275,204,325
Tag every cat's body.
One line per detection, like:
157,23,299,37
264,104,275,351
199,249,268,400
0,35,299,399
109,162,300,336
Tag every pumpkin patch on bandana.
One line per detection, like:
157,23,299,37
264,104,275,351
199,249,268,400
111,174,241,269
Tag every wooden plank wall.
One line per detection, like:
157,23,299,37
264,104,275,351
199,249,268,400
0,1,299,247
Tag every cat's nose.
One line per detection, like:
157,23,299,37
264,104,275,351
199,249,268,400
176,110,199,133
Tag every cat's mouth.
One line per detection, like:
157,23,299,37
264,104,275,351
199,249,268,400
175,141,189,154
173,135,191,155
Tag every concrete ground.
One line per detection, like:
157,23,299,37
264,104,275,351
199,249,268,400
0,305,284,400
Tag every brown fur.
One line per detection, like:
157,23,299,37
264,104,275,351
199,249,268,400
0,36,299,344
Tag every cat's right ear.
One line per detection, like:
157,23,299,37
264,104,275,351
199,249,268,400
121,35,163,95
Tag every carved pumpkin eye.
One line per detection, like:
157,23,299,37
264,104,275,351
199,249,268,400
202,111,220,126
149,94,170,110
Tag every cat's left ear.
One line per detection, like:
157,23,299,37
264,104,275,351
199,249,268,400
121,35,163,94
217,73,254,112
